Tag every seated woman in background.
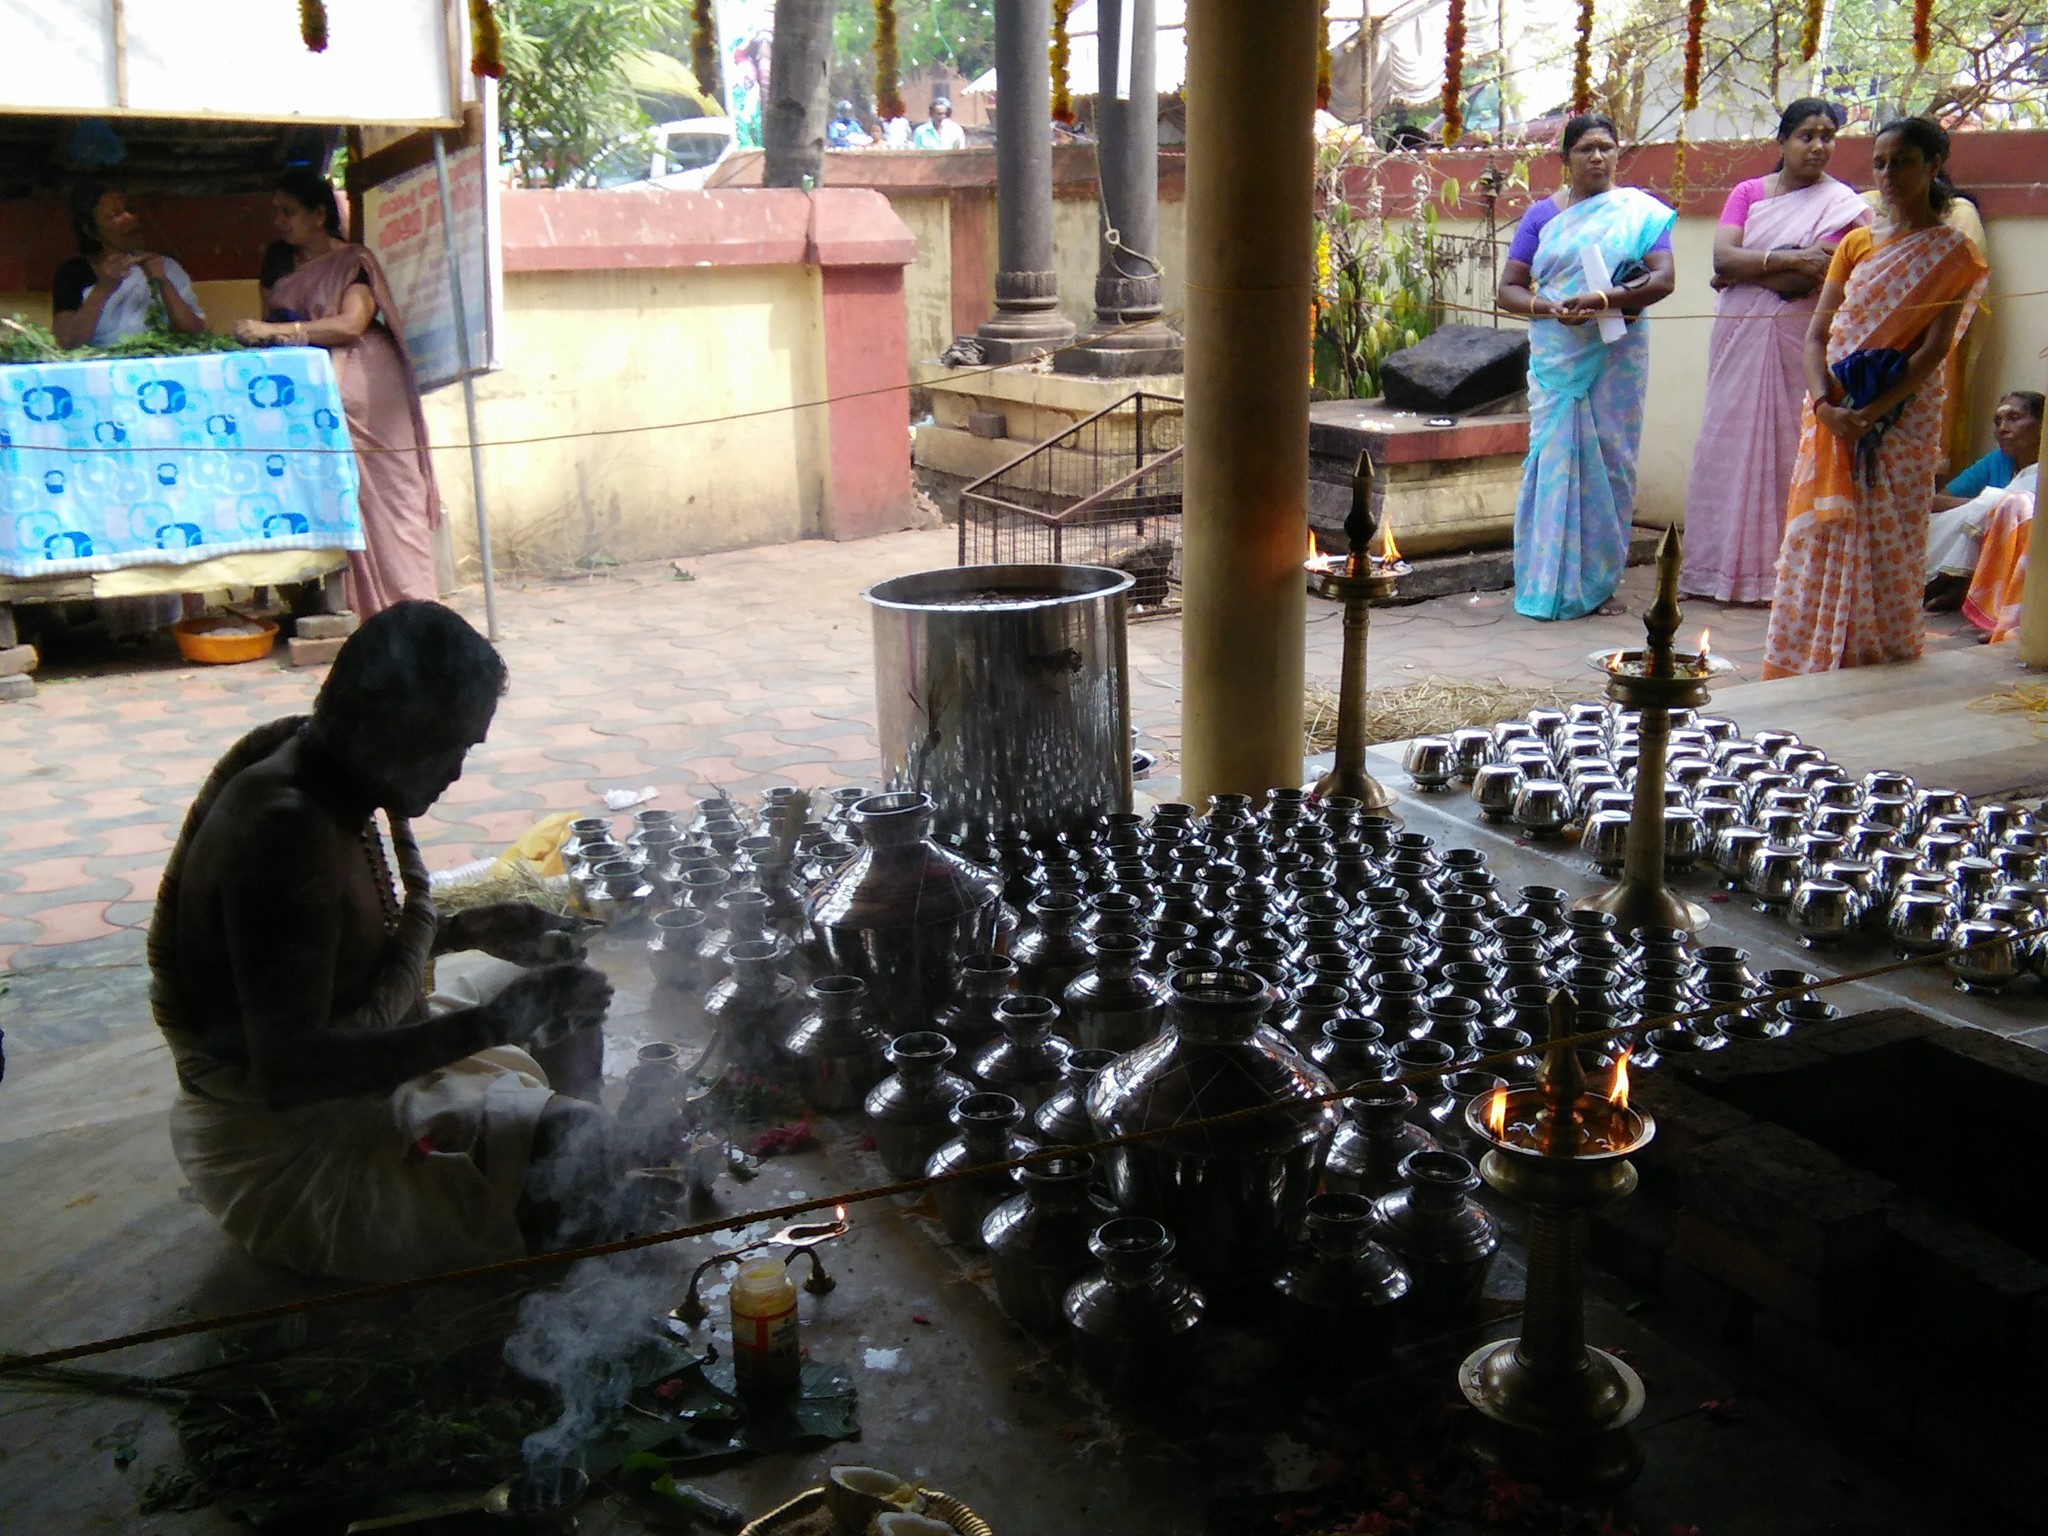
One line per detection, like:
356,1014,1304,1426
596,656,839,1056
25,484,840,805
233,169,440,619
1959,474,2037,644
51,182,207,348
1924,390,2043,609
1679,99,1870,605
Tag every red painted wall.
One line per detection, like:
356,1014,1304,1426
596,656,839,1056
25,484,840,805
820,265,915,540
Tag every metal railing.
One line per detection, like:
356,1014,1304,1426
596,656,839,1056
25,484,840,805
957,390,1184,617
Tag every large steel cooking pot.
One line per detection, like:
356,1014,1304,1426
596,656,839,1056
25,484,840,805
865,563,1134,843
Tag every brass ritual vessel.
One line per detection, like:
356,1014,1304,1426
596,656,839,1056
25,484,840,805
1458,994,1656,1491
670,1212,852,1326
1305,452,1408,816
1576,526,1731,934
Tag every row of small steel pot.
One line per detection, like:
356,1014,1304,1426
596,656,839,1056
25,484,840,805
1400,703,2048,992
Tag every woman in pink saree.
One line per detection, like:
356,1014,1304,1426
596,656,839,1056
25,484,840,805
234,170,439,617
1680,100,1870,603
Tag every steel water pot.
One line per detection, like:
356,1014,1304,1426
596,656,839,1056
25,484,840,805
928,1091,1036,1249
1273,1192,1410,1370
1086,968,1339,1289
867,1031,974,1179
984,1154,1101,1334
1061,1218,1207,1396
808,792,1004,1035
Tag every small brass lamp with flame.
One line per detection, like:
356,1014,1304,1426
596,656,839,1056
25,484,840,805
1577,525,1732,934
1458,992,1656,1491
1305,452,1409,814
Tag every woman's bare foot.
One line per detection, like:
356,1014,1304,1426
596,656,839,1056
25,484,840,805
1923,572,1970,612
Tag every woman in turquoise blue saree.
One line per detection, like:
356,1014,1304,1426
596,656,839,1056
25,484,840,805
1497,115,1678,620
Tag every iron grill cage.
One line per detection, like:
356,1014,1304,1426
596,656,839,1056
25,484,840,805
957,390,1184,617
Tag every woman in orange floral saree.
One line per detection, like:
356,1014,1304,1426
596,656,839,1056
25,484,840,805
1762,119,1989,678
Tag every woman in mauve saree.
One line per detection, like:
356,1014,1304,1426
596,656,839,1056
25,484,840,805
1496,114,1677,622
1761,119,1988,678
1679,99,1870,604
235,169,440,618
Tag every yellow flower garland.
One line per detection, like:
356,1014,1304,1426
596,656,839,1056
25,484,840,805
875,0,905,120
1051,0,1075,125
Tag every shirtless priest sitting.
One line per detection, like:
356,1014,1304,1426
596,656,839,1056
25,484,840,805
150,602,614,1283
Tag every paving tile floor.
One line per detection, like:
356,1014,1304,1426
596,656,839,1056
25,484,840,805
0,529,1985,975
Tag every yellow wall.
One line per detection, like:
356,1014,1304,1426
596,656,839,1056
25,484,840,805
1050,193,1190,342
1971,218,2048,456
422,263,832,579
892,193,954,365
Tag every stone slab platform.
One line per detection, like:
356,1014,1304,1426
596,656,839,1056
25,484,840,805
1710,644,2048,799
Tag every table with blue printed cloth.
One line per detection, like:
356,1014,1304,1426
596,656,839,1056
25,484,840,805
0,347,364,594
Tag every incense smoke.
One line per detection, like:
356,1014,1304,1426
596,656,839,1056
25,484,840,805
504,1254,674,1478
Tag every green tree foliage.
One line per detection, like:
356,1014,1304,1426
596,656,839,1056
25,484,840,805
1311,145,1498,401
1604,0,2042,142
1818,0,2043,126
499,0,685,187
829,0,997,103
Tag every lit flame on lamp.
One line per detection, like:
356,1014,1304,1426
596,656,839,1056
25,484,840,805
1486,1085,1509,1140
1377,520,1403,564
1609,1051,1631,1114
835,1204,847,1224
1696,628,1712,658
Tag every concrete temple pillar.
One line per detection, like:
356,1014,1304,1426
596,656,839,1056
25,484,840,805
1055,0,1182,376
1177,0,1317,803
975,0,1078,364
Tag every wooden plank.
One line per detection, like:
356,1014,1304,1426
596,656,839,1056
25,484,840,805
1709,649,2048,797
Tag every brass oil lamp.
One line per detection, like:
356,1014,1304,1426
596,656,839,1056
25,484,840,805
1458,992,1655,1491
1305,452,1408,816
1577,525,1731,934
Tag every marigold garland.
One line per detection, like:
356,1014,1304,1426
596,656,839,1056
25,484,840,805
874,0,904,120
1050,0,1075,126
1681,0,1706,110
299,0,327,52
691,0,720,98
469,0,504,78
1911,0,1932,62
1670,133,1688,204
1799,0,1824,61
1317,3,1333,112
1442,0,1467,144
1571,0,1596,113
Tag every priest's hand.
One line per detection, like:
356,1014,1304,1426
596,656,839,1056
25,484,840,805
485,962,613,1049
441,902,592,965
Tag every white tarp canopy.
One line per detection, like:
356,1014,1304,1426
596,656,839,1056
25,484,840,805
963,0,1190,97
0,0,465,127
964,0,1585,128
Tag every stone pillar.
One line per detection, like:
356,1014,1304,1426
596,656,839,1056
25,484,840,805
975,0,1077,364
1056,0,1182,376
1177,0,1316,802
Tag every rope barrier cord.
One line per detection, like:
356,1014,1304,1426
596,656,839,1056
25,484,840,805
5,287,2043,462
1,918,2037,1377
